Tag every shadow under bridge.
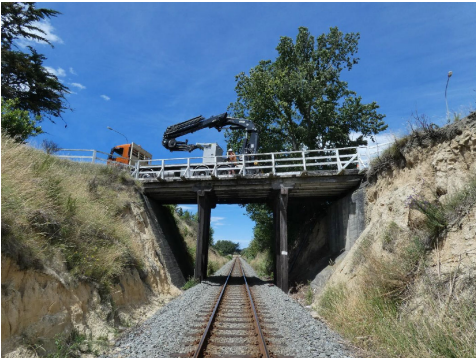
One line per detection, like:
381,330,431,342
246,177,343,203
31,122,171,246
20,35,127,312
142,169,365,293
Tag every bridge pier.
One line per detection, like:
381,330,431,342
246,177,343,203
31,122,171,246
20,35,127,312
273,186,289,293
194,190,215,282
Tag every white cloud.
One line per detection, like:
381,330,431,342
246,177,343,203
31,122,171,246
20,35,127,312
69,67,77,75
16,19,63,48
211,217,225,226
100,95,111,101
70,82,86,90
44,66,66,78
178,205,195,212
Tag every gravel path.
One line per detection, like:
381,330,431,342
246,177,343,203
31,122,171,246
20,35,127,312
102,259,353,358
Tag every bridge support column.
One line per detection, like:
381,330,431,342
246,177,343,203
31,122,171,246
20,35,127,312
195,190,214,282
273,186,289,293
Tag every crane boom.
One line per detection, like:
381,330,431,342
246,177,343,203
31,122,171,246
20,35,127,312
162,112,258,155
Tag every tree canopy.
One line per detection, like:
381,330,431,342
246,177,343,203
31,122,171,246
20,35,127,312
1,2,70,138
213,240,240,256
226,26,387,153
227,27,388,271
1,98,42,142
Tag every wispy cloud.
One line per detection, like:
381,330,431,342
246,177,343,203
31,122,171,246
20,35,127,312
100,95,111,101
211,217,226,226
70,82,86,90
44,66,66,78
69,67,77,75
16,19,63,48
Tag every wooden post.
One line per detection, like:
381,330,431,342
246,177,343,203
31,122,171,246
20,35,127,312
195,190,212,282
273,186,289,292
273,197,280,286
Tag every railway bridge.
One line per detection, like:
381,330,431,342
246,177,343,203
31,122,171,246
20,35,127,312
135,145,383,292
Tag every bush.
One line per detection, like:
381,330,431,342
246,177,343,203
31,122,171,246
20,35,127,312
181,277,199,290
207,260,219,276
1,98,43,142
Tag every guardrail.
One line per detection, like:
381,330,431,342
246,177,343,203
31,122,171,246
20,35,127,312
55,143,392,180
133,143,392,181
55,149,133,169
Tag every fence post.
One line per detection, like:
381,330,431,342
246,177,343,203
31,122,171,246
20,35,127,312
135,161,139,179
161,159,165,180
272,153,276,175
187,158,190,178
302,151,307,171
92,150,97,163
242,155,247,176
336,149,342,171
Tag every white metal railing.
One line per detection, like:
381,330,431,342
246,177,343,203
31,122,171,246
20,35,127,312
55,149,133,170
133,143,392,181
55,143,392,180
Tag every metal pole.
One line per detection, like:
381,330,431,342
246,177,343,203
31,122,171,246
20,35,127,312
445,71,453,122
107,126,129,143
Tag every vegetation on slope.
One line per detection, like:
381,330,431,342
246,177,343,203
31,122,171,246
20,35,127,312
1,135,143,295
173,207,229,280
317,115,476,358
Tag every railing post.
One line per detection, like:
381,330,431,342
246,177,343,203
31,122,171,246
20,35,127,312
366,146,370,168
272,153,276,175
336,149,342,171
302,151,307,171
242,154,247,176
187,158,190,178
161,159,165,180
92,150,97,163
213,155,217,177
135,161,139,179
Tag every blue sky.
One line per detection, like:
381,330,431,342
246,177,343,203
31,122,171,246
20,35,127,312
24,2,476,249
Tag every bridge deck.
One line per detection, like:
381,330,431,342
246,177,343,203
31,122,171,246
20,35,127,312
142,169,364,204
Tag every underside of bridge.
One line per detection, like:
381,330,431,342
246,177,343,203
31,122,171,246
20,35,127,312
142,170,365,292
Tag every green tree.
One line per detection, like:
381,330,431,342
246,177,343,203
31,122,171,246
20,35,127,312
1,2,70,135
209,226,215,246
227,27,387,270
226,26,387,152
214,240,240,256
1,98,42,142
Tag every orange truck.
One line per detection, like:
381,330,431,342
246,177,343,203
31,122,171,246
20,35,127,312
107,142,152,166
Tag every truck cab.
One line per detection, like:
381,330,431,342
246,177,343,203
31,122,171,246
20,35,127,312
107,142,152,166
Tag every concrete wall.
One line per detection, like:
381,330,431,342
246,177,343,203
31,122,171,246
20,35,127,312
309,187,365,292
327,187,366,255
140,194,194,288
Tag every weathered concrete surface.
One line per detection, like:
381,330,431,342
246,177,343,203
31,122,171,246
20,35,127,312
141,195,193,288
327,187,366,255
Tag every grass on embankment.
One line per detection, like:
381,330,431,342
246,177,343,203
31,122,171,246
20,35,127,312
1,135,144,295
318,177,476,358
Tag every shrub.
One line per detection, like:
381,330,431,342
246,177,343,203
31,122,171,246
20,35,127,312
181,277,199,290
207,260,219,276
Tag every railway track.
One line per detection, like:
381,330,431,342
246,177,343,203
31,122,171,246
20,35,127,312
172,258,292,358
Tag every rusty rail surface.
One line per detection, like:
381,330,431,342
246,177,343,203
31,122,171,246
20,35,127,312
172,257,289,358
192,258,237,358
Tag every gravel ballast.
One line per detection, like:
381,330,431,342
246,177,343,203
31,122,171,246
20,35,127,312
103,259,353,358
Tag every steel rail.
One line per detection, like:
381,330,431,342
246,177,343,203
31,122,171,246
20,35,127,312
192,259,236,358
239,258,271,358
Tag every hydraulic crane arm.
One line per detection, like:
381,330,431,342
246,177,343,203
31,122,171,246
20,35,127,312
162,112,258,154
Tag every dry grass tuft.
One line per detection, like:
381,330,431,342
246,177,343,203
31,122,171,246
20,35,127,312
318,180,476,357
1,135,143,294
